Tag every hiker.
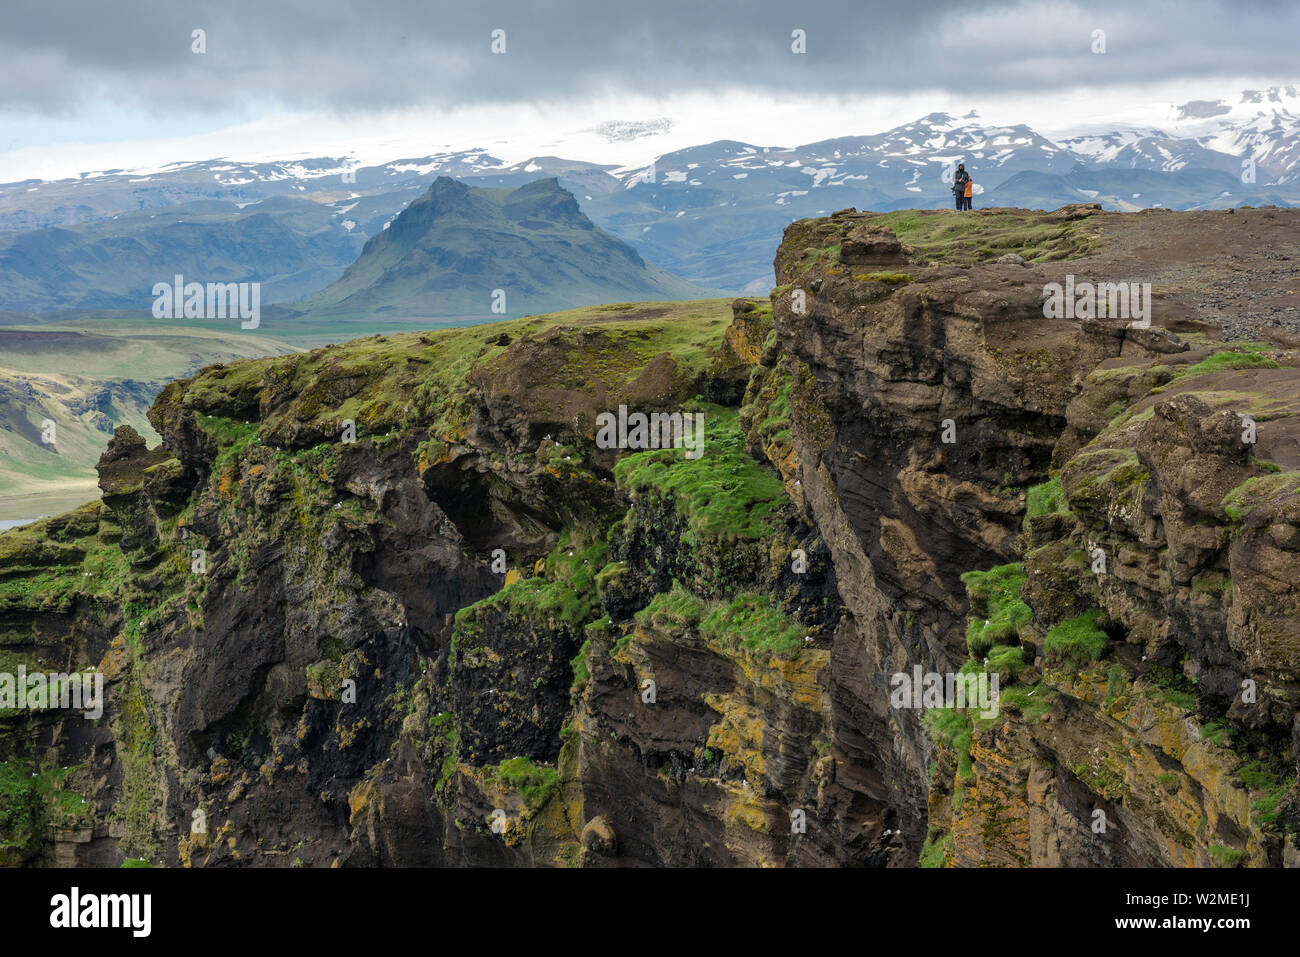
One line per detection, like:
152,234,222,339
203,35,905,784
953,163,972,211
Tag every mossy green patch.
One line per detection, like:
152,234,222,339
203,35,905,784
0,504,130,612
1043,609,1108,670
855,271,913,284
985,644,1029,683
1223,472,1300,521
1023,476,1070,530
453,533,608,648
0,759,96,859
634,586,808,659
744,364,793,449
995,682,1054,723
494,756,558,812
699,593,806,658
919,831,952,868
961,563,1031,658
860,208,1098,265
569,638,592,696
613,404,787,542
111,604,163,860
0,759,45,855
1174,349,1280,380
1208,843,1245,867
635,586,707,632
1200,719,1232,747
1237,757,1292,831
925,707,975,784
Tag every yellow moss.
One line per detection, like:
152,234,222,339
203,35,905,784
709,638,828,711
98,634,128,682
209,757,232,786
703,692,767,785
336,715,371,748
724,790,773,835
348,778,375,826
719,783,785,866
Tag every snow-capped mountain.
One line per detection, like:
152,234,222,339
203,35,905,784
1042,86,1300,182
1057,129,1241,175
1204,88,1300,183
614,112,1087,200
0,86,1297,307
1167,85,1300,182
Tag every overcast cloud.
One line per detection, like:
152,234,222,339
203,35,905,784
2,0,1297,116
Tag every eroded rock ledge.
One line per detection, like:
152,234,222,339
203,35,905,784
1,207,1298,868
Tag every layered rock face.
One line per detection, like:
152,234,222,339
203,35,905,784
1,207,1298,868
762,206,1300,866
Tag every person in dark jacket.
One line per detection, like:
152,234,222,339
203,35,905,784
953,163,971,211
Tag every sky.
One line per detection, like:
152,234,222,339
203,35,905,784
1,0,1296,181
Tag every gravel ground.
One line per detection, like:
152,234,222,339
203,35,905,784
1068,207,1300,344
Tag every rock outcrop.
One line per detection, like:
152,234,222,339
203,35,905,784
2,208,1298,868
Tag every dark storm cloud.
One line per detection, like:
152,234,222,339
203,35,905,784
1,0,1295,115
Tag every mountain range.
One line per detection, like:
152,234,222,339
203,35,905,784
0,85,1297,306
293,177,710,319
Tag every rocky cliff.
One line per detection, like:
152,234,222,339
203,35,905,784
2,206,1298,868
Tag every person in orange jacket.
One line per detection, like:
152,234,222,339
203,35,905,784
962,175,974,211
952,163,971,211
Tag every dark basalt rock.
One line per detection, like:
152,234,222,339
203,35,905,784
4,207,1299,869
